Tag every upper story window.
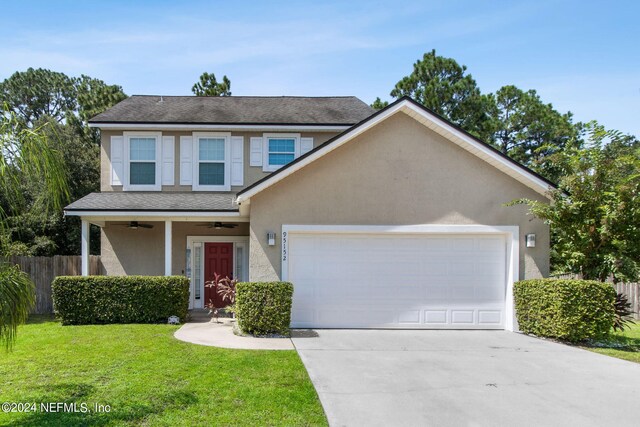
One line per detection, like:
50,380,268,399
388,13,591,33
123,131,162,191
263,133,300,172
193,132,231,191
130,137,156,184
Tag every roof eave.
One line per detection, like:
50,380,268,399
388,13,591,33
236,97,557,203
88,122,353,131
64,209,242,218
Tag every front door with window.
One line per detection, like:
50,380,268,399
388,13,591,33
204,242,234,308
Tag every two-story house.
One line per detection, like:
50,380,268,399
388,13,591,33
65,95,554,330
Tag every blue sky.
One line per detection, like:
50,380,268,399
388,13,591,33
2,1,638,135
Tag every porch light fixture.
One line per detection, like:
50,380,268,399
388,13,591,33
267,231,276,246
526,233,536,248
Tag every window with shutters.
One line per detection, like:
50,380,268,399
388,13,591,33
123,132,162,191
192,132,231,191
262,133,300,172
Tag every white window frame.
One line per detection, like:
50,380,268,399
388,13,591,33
192,132,231,191
263,133,300,172
123,131,162,191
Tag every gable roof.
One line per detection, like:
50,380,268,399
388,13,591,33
236,96,557,202
89,95,374,126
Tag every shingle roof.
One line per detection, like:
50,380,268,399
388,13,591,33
65,192,238,212
89,96,375,125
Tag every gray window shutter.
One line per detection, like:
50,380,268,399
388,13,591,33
300,137,314,155
110,135,124,186
250,137,263,166
230,136,244,186
180,136,193,185
162,136,175,185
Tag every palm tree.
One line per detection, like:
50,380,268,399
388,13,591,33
0,109,68,349
0,264,35,349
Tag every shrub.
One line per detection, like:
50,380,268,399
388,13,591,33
205,273,237,307
235,282,293,336
613,292,636,332
52,276,190,325
514,279,616,343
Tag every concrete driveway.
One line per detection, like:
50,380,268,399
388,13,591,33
292,330,640,427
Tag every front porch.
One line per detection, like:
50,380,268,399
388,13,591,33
64,192,250,310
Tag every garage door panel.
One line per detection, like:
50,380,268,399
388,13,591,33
451,310,475,324
288,232,507,329
398,310,421,324
478,310,502,325
424,310,448,324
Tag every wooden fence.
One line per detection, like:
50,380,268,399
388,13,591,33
551,273,640,319
613,282,640,320
5,255,103,314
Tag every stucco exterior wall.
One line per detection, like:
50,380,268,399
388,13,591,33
247,111,550,282
100,221,249,275
100,130,336,192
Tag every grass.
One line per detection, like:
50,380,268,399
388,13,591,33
0,316,327,426
583,322,640,363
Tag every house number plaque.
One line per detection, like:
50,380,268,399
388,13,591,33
282,231,287,262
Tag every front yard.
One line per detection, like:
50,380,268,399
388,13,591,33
584,322,640,363
0,316,326,426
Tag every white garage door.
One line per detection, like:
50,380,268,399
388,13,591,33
287,232,507,329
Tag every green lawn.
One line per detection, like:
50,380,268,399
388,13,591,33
584,322,640,363
0,316,327,427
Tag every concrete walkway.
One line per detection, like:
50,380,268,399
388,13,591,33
292,329,640,427
174,316,294,350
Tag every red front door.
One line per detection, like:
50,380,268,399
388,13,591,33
204,242,234,308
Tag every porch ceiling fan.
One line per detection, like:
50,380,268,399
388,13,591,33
116,221,154,229
197,222,239,229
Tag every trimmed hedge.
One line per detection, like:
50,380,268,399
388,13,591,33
235,282,293,336
52,276,190,325
514,279,616,343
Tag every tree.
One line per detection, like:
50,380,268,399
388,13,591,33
0,69,126,141
0,69,125,255
390,49,494,140
489,85,578,178
2,118,100,256
510,122,640,282
0,68,76,126
371,97,389,110
70,75,127,144
192,72,231,96
0,110,69,349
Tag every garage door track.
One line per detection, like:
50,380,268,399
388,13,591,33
292,330,640,427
